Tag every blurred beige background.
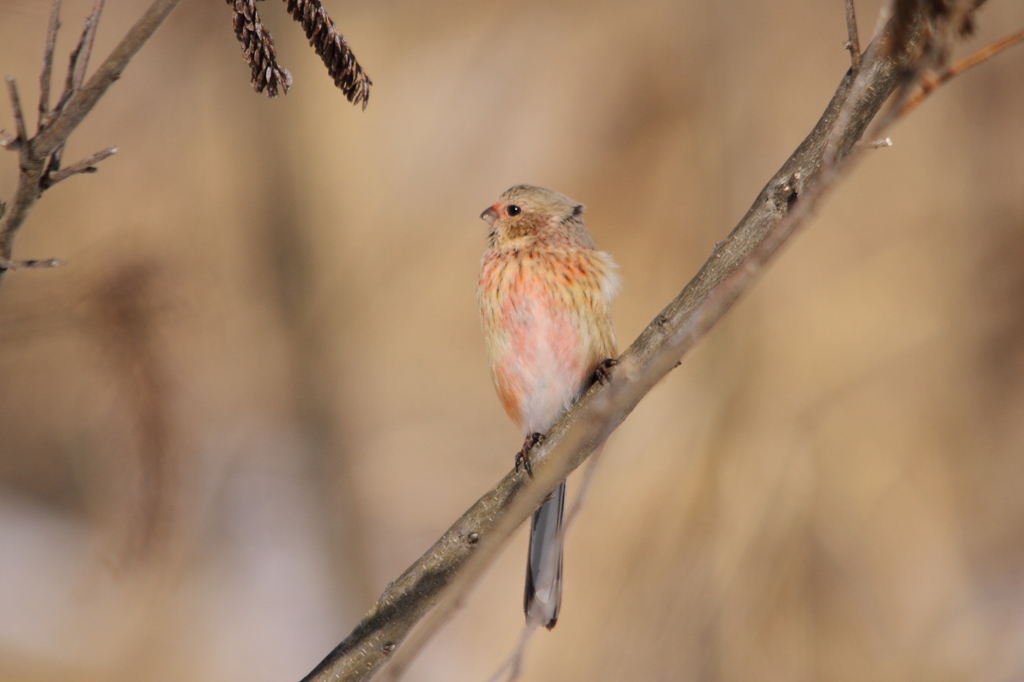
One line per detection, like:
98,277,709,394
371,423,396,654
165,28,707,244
0,0,1023,680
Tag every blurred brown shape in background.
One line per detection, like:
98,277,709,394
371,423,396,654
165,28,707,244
88,259,174,564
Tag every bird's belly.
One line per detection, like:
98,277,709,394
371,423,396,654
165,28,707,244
493,297,588,435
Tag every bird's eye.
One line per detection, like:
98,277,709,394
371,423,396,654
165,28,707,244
506,205,521,217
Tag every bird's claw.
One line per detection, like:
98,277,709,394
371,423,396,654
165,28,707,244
515,451,533,477
594,357,618,384
515,432,544,478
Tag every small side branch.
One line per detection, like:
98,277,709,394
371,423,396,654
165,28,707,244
70,0,107,95
845,0,862,73
858,136,893,149
0,257,66,271
45,146,117,187
38,0,62,131
44,0,107,174
896,26,1024,119
33,0,183,158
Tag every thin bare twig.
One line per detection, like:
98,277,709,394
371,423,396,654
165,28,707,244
48,0,106,175
5,77,28,148
46,146,117,186
896,26,1024,118
34,0,182,160
881,0,989,130
38,0,62,131
485,624,536,682
0,257,65,270
845,0,862,73
55,0,105,115
824,0,911,167
72,0,106,92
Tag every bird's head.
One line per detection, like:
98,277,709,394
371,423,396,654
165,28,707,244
481,185,593,250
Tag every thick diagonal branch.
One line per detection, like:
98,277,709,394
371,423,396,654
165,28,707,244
301,12,930,682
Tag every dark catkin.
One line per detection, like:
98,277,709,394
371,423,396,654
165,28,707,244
284,0,372,108
226,0,293,97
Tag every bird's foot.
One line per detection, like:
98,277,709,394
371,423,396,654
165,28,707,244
593,357,618,384
515,432,544,478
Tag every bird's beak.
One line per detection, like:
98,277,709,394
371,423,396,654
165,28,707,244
480,205,499,227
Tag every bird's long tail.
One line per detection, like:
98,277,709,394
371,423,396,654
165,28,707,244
524,479,566,629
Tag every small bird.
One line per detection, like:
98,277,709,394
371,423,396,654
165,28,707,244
477,185,618,629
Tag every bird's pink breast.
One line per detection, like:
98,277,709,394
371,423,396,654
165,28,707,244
480,253,591,434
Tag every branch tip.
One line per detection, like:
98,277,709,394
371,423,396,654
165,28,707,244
0,256,66,271
896,25,1024,119
73,0,107,91
0,130,19,150
5,76,28,149
46,146,117,186
38,0,63,131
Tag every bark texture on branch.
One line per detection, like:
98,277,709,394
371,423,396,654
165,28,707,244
301,9,933,682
